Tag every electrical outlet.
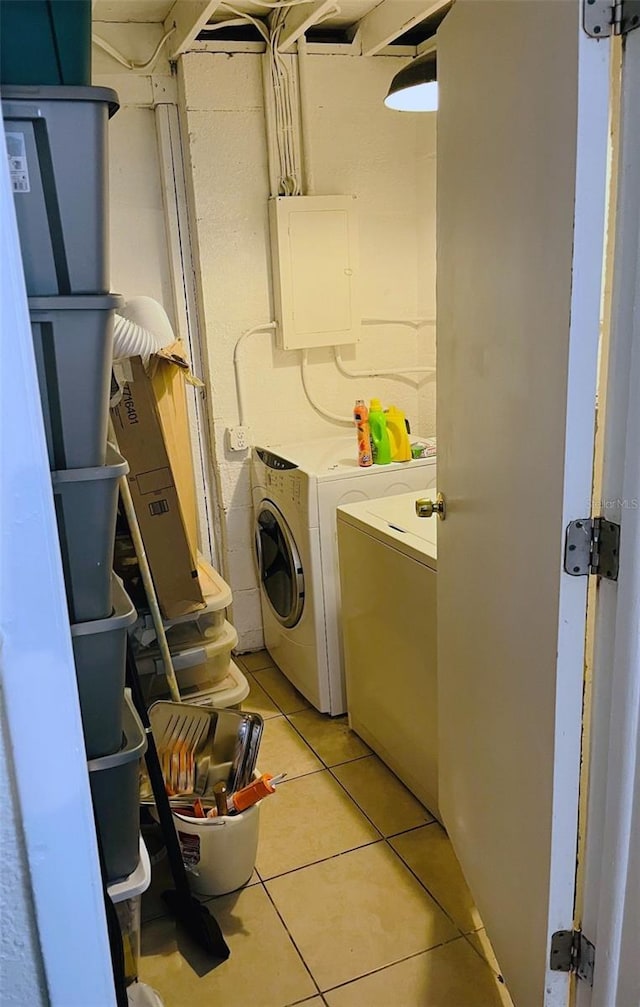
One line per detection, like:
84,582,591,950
227,425,251,452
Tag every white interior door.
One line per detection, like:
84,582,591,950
436,4,610,1006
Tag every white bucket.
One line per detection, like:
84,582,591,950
168,763,261,897
173,802,260,897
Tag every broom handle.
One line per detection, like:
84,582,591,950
125,641,191,899
109,420,181,703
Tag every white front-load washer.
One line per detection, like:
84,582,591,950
251,445,329,711
251,436,436,715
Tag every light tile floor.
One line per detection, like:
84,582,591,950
139,651,514,1007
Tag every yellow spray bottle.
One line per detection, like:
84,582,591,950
385,405,412,462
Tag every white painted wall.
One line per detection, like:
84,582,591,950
179,50,437,647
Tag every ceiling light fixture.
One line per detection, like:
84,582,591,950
384,50,438,112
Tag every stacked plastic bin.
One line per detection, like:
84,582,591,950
134,562,251,708
2,84,146,885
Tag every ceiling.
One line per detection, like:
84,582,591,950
92,0,449,49
94,2,390,28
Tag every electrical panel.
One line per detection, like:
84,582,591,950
268,195,359,350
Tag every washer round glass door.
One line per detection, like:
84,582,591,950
255,501,305,628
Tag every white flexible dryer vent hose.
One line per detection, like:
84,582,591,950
113,296,176,361
113,315,159,360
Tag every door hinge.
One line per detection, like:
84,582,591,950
550,930,596,986
564,517,620,580
583,0,640,37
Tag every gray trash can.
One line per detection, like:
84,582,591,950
1,85,118,295
71,575,137,759
51,445,128,622
29,293,121,469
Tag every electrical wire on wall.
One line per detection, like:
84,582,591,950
225,1,436,427
221,0,337,196
269,7,302,195
92,26,175,71
218,0,336,196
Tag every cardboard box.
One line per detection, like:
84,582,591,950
111,346,204,619
147,345,201,562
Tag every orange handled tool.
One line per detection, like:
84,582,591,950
232,773,285,812
205,773,287,817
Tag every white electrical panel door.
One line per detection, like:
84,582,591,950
269,195,359,350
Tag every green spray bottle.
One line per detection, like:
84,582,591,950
368,398,392,464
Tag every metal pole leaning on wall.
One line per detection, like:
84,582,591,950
109,420,181,704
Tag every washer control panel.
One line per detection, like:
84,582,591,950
266,468,302,504
256,448,298,471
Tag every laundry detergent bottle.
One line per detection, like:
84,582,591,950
385,405,412,462
368,398,392,465
353,399,373,467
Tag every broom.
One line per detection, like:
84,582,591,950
126,640,230,963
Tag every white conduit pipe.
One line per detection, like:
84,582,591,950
362,317,436,328
341,317,437,378
301,350,353,424
334,347,435,381
262,53,281,197
233,322,277,426
297,35,315,195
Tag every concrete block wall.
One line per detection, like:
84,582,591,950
179,50,437,649
94,23,220,572
93,22,175,313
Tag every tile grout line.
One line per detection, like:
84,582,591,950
261,847,472,1003
281,709,375,775
143,658,507,1000
277,702,476,946
460,929,508,981
248,667,311,717
260,877,324,1000
316,932,471,999
381,836,474,941
324,758,435,839
260,705,478,972
259,836,388,884
256,693,472,996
